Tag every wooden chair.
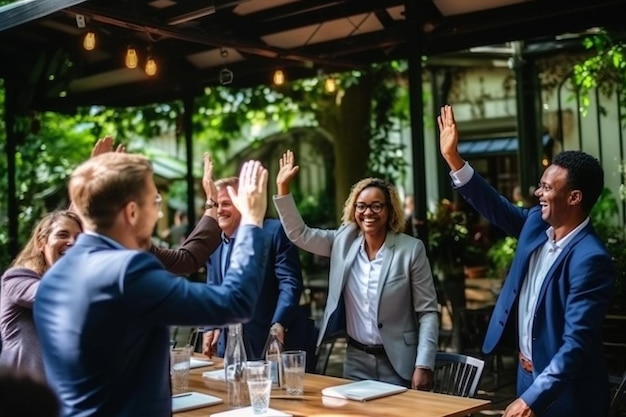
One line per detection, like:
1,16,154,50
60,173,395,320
609,370,626,417
433,352,485,398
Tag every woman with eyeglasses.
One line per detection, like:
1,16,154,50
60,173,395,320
273,150,439,390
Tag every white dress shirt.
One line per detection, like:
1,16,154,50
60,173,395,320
518,219,588,359
344,236,385,345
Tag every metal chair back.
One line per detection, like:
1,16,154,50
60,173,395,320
433,352,485,397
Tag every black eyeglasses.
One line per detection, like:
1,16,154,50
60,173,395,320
354,202,385,214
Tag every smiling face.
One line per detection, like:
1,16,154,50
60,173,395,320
216,187,241,238
354,186,389,238
534,164,576,228
40,216,83,267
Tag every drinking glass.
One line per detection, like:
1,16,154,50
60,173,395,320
280,350,306,396
245,360,272,415
170,346,191,393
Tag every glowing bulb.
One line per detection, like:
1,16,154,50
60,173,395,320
273,69,285,85
324,76,336,93
145,57,157,76
83,31,96,51
125,47,138,69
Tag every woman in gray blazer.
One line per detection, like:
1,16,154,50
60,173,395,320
273,150,439,390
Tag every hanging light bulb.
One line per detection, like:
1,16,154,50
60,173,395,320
125,46,138,69
145,57,157,76
83,31,96,51
324,75,337,94
273,69,285,86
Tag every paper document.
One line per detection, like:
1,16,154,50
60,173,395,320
321,380,407,401
210,406,292,416
172,391,222,412
202,369,226,380
190,357,214,368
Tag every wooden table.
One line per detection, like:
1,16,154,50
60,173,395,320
177,359,490,417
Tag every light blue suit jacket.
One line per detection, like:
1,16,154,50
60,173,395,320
274,194,439,381
456,172,614,416
34,226,269,417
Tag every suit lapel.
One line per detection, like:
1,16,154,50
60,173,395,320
535,224,591,306
510,232,547,293
339,235,361,293
376,233,395,296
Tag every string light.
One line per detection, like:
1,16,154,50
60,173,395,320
273,69,285,86
83,31,96,51
125,46,138,69
145,57,157,76
324,75,337,93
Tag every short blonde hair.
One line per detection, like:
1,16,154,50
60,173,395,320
341,177,405,233
69,153,153,230
215,177,238,191
12,210,83,275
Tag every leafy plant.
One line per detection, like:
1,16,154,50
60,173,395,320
487,236,518,279
427,199,469,276
572,31,626,127
590,187,620,242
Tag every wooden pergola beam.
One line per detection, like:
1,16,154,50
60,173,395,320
0,0,89,32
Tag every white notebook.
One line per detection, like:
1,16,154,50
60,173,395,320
202,369,226,380
321,380,408,402
190,357,214,369
210,406,292,417
172,391,223,412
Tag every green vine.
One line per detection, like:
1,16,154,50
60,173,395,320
572,31,626,126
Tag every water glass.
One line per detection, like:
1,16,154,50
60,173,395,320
245,360,272,415
280,350,306,396
170,346,192,393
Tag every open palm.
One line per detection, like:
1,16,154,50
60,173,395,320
276,150,299,187
437,105,459,155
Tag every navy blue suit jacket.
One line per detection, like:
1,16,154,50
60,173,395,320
457,172,614,417
34,226,269,417
207,219,305,360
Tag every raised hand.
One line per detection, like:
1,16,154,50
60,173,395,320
228,160,268,228
437,105,464,171
91,136,126,158
202,153,218,212
276,150,300,196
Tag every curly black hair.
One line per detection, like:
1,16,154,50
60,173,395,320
552,150,603,213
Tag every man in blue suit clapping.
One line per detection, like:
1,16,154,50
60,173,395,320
34,153,271,417
438,105,615,417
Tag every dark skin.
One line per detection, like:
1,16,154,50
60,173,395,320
276,149,434,391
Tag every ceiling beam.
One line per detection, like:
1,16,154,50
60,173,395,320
422,0,626,54
65,4,363,70
0,0,89,32
240,0,405,37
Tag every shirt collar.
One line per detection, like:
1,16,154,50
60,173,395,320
222,228,239,244
545,217,590,249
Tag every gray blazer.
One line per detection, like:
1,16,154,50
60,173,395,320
274,194,439,380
